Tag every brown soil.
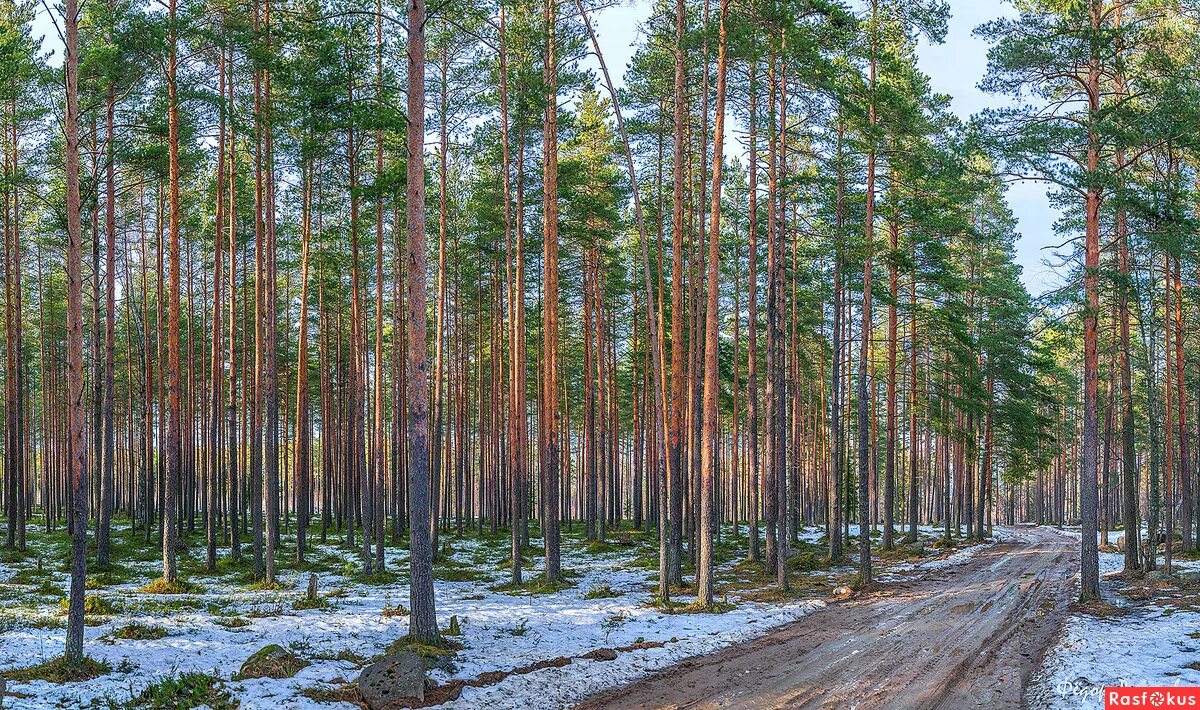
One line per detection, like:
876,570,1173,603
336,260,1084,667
575,526,1076,710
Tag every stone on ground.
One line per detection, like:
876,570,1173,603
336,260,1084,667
357,651,428,708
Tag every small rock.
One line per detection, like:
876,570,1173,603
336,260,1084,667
833,585,853,599
357,652,427,708
236,644,310,680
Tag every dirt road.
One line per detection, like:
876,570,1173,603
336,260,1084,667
576,526,1076,710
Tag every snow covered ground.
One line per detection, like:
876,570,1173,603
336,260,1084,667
0,522,986,709
1028,527,1200,709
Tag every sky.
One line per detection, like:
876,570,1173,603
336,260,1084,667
29,0,1061,296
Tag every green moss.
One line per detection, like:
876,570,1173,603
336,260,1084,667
381,602,409,618
58,594,117,616
293,596,330,611
787,552,828,572
877,542,926,561
140,578,202,595
37,580,65,598
232,644,310,680
124,596,207,614
246,603,288,619
584,583,620,599
213,616,250,629
434,566,487,582
492,574,576,596
309,648,368,663
355,569,401,585
108,622,169,640
292,551,351,574
23,613,66,630
2,656,110,683
300,684,360,706
7,567,53,585
623,553,659,571
85,563,135,589
498,554,533,570
247,578,291,592
671,597,736,614
126,671,238,709
383,634,462,672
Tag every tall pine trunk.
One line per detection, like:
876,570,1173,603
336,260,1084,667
63,0,89,664
406,0,439,643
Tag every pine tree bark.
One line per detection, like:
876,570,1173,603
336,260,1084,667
1116,167,1138,572
883,217,897,551
697,0,730,607
905,275,919,543
665,0,687,589
208,45,227,572
163,0,182,586
97,82,117,568
262,0,281,586
373,0,387,572
63,0,89,663
1078,0,1102,599
226,43,240,562
857,5,877,586
406,0,439,643
295,155,312,563
541,0,562,582
499,4,524,586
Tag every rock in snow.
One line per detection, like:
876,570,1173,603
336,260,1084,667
358,651,429,708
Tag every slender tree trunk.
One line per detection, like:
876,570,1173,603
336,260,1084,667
227,42,240,562
857,1,878,587
697,0,730,607
499,4,523,586
883,217,897,550
406,0,439,642
747,61,761,565
63,0,89,663
96,82,117,568
541,0,562,583
207,47,227,572
666,0,687,590
1079,0,1102,598
1116,147,1138,572
163,0,182,586
373,0,387,572
262,0,281,586
294,156,312,563
905,275,919,543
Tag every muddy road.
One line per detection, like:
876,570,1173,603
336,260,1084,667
576,526,1076,710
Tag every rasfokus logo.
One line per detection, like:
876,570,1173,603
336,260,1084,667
1106,688,1200,708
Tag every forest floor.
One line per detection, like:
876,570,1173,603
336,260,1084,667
1028,528,1200,709
575,525,1077,710
0,518,991,709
